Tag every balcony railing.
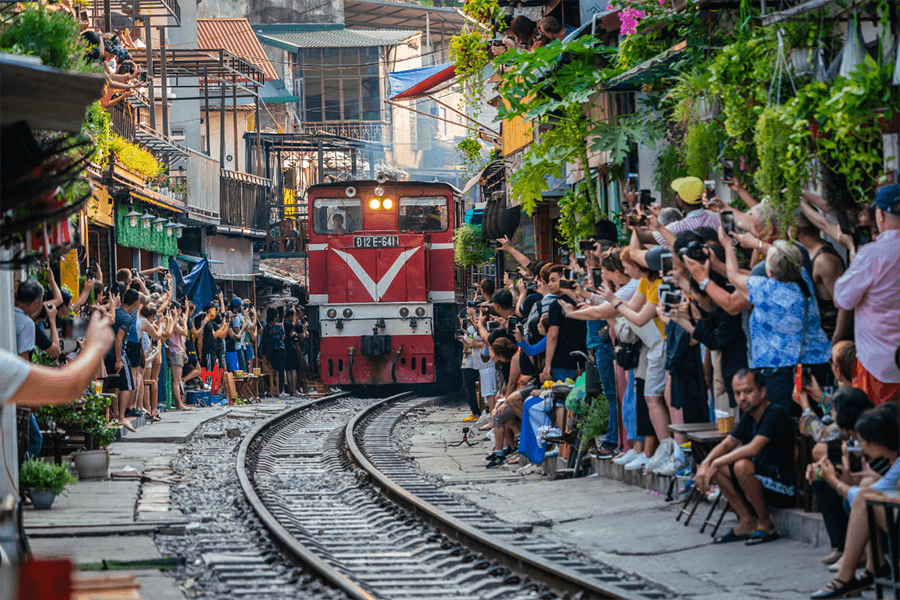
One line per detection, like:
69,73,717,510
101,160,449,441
109,101,137,141
220,170,270,232
300,121,389,143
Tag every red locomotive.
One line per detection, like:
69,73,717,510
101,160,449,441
306,180,462,387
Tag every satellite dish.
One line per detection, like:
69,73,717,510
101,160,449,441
345,186,357,198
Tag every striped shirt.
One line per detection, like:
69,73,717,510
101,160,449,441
652,208,720,247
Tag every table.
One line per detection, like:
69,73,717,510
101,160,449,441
669,422,718,435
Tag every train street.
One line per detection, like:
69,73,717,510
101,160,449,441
2,0,900,598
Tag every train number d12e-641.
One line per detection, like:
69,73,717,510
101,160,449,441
305,180,463,388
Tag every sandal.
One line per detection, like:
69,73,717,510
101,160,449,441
712,529,752,544
810,577,867,599
745,530,780,546
507,454,520,465
479,423,493,431
120,421,136,433
150,414,161,422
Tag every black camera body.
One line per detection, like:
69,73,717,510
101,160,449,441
486,239,502,249
679,240,708,262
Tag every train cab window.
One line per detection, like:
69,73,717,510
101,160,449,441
312,198,362,234
398,197,448,232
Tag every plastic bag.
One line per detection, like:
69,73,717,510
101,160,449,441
564,373,588,415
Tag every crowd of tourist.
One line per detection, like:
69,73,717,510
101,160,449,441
4,257,314,458
458,179,900,599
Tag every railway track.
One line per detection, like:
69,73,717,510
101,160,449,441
237,392,671,600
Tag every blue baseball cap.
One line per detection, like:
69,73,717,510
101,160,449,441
229,297,242,309
873,184,900,215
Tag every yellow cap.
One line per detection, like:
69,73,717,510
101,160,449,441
671,177,704,204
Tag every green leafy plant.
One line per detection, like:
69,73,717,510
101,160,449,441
453,223,492,267
812,57,896,201
110,135,161,179
462,0,501,27
449,31,491,118
682,121,724,180
576,396,609,450
652,144,683,206
0,4,99,73
36,391,117,450
19,457,77,494
82,102,112,167
456,136,486,176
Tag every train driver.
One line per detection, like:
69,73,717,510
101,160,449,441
331,213,347,234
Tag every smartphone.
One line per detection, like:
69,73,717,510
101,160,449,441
704,180,716,198
131,268,138,277
721,210,735,235
723,159,734,182
591,267,603,289
852,225,873,248
564,269,574,280
659,290,683,310
826,440,843,466
79,9,89,21
505,269,519,280
639,189,653,208
507,316,517,333
578,240,595,251
466,301,479,308
559,280,574,290
847,446,864,473
626,173,639,193
801,366,813,389
486,240,502,249
660,252,674,275
487,320,501,331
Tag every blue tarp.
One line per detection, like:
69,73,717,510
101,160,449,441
170,257,217,317
388,62,455,100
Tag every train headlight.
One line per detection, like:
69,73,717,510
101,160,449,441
374,186,385,197
399,307,409,317
382,198,393,210
342,308,353,319
369,198,381,210
414,307,426,317
326,308,337,318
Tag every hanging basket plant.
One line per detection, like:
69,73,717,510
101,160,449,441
453,223,492,267
450,31,491,118
462,0,501,28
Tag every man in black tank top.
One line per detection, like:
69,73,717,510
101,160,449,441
792,211,848,343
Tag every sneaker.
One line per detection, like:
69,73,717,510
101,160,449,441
279,392,290,398
624,453,649,471
485,430,495,441
486,454,506,469
463,414,479,422
595,446,615,460
646,439,675,473
124,408,142,418
675,466,692,478
655,456,687,477
612,449,638,465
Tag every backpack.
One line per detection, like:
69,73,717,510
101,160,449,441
263,323,285,355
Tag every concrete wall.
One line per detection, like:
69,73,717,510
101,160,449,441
197,0,343,25
167,0,202,153
206,235,255,278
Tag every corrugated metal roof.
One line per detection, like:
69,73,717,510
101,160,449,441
197,18,279,81
254,24,418,50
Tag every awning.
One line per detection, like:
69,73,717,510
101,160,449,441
461,159,505,194
261,79,300,104
604,41,690,91
344,0,464,46
254,24,418,51
389,63,456,100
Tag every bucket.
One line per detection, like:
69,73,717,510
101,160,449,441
73,449,110,480
715,410,734,435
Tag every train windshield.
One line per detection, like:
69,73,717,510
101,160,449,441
312,198,362,234
398,197,448,232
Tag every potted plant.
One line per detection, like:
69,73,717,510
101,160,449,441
19,457,77,509
72,391,117,479
38,391,117,479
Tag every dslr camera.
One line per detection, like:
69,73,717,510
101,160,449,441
678,240,708,262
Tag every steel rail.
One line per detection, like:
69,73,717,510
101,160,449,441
346,397,645,600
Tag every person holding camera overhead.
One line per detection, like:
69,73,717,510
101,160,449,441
633,177,722,248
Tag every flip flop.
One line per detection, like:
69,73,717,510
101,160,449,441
713,529,753,544
745,530,780,546
121,422,137,432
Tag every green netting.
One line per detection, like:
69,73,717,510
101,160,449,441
116,205,178,256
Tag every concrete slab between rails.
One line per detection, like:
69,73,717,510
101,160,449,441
401,403,842,600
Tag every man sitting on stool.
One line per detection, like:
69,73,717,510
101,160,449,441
695,368,795,545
